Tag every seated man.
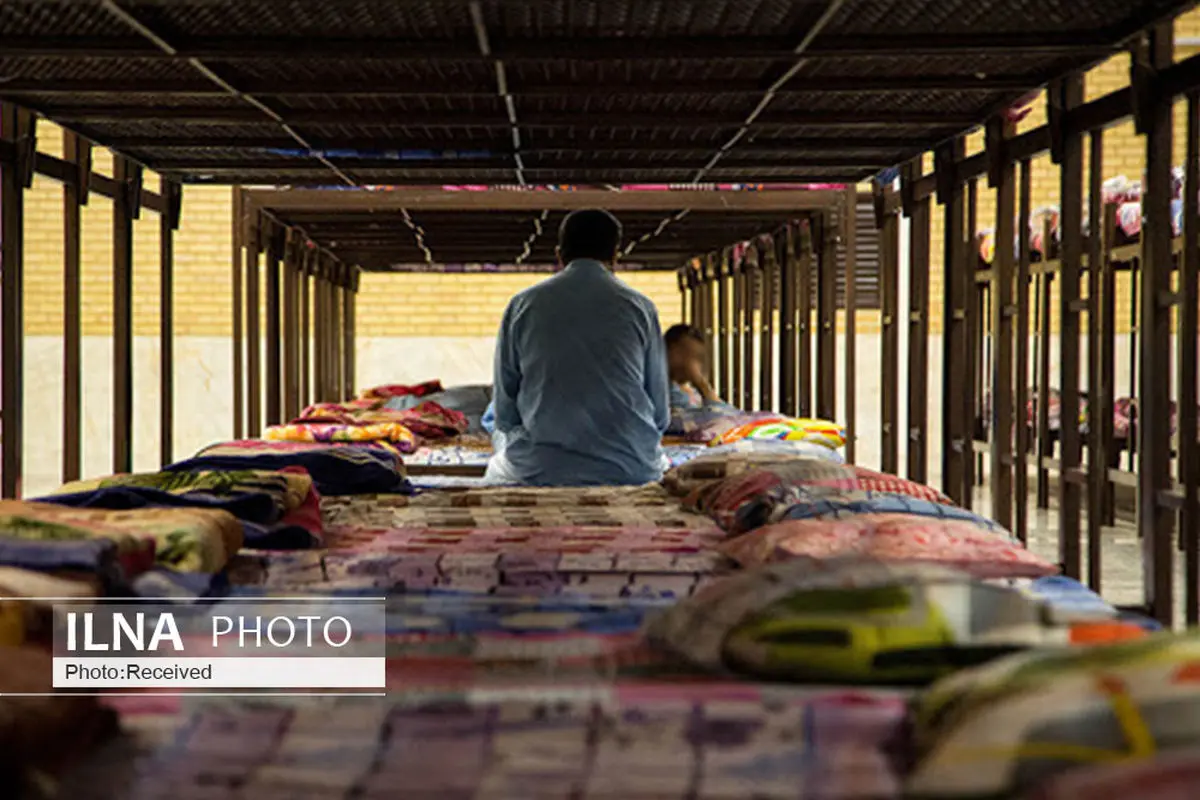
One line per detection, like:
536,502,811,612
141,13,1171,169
485,209,670,486
664,324,722,409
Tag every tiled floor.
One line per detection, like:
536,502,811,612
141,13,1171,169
969,485,1193,628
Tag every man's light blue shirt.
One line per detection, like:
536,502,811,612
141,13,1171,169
492,259,670,486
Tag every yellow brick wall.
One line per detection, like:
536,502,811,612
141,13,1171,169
355,269,684,338
17,8,1200,340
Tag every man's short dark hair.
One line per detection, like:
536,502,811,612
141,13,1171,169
559,209,622,264
664,324,704,347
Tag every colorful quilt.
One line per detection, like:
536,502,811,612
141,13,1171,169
0,501,243,574
169,440,411,496
62,691,909,799
265,421,419,449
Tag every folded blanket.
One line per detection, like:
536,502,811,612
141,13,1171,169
0,501,243,574
0,537,125,586
265,421,418,450
168,440,411,496
43,468,311,524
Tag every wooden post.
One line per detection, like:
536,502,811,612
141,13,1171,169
989,117,1017,532
1181,93,1200,626
939,138,968,504
907,195,931,483
962,178,979,508
282,232,300,422
1015,160,1032,544
760,241,775,411
817,214,838,423
344,267,358,400
62,131,88,482
246,214,262,437
264,224,283,427
880,206,900,474
300,246,312,410
0,104,29,497
112,155,139,475
160,179,180,467
1086,131,1109,591
1053,74,1086,580
796,222,813,418
718,249,732,401
742,247,758,410
1135,26,1176,625
843,187,858,461
331,264,344,401
231,188,245,440
778,232,797,416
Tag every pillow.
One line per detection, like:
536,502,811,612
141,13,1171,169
907,631,1200,798
679,461,950,534
717,513,1056,579
662,447,844,498
771,490,1010,540
646,557,1103,686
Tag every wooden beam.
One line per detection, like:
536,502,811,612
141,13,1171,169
1182,93,1200,626
880,207,900,474
1136,25,1176,626
264,224,284,426
989,117,1017,533
160,178,179,467
231,188,245,439
1085,130,1108,590
906,195,932,484
245,215,262,437
112,155,136,474
246,188,848,214
759,242,775,412
0,32,1112,61
1014,160,1032,544
0,74,1038,97
778,234,797,416
0,104,27,497
1055,73,1086,581
816,214,838,422
940,137,968,504
62,130,85,483
842,186,857,462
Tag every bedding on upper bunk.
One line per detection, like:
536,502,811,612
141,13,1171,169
167,440,411,496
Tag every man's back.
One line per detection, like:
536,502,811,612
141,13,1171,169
492,259,669,485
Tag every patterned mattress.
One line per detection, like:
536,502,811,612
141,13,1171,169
68,689,911,799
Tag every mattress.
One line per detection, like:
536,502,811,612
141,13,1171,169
64,689,910,799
